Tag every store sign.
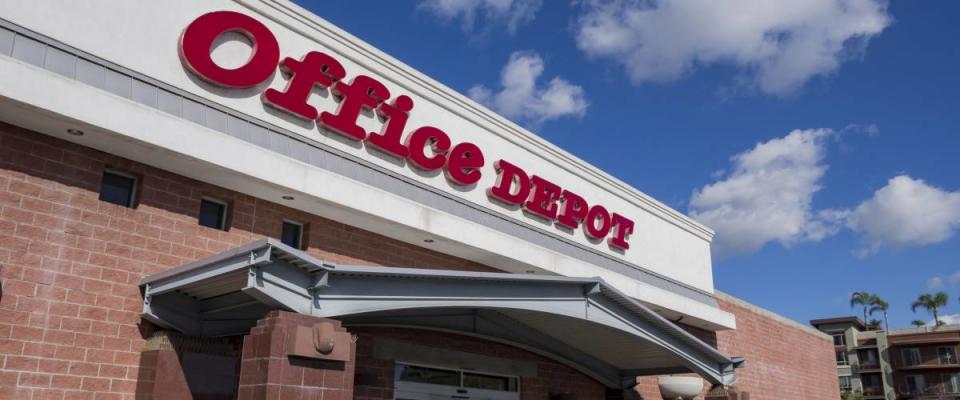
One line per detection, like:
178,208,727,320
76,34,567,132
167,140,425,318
179,11,635,250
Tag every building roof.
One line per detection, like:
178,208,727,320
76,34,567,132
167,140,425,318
810,316,866,331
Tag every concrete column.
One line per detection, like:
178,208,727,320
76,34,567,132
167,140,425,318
237,311,356,400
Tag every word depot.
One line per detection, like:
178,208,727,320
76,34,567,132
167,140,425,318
178,11,635,250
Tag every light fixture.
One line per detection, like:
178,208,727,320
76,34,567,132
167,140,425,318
66,128,84,136
281,195,294,200
423,239,434,243
525,270,536,274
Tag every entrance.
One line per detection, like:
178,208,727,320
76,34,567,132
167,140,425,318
394,363,521,400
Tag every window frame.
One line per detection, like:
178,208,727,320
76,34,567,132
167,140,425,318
98,169,139,208
939,346,957,365
198,196,230,231
280,220,305,250
902,348,922,367
905,374,925,393
836,350,849,366
395,362,520,394
838,376,852,391
830,331,846,347
861,349,878,366
944,373,960,393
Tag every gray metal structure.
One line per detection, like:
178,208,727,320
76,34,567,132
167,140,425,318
139,238,741,389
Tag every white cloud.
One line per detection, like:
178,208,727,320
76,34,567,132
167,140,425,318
928,276,944,289
934,314,960,326
470,51,589,123
574,0,892,95
689,129,841,258
846,175,960,257
418,0,542,34
950,272,960,285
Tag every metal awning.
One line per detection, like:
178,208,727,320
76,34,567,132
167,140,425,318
139,238,742,388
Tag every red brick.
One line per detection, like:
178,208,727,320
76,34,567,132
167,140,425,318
0,123,841,400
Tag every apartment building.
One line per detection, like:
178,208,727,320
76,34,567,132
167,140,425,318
812,317,960,399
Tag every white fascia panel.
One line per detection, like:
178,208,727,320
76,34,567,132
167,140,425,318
0,55,735,330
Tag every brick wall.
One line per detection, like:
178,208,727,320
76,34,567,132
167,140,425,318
0,122,494,399
0,122,842,399
634,294,842,400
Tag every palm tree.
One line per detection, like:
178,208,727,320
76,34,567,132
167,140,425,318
911,320,926,327
911,292,948,326
869,298,890,331
867,319,882,330
850,291,876,324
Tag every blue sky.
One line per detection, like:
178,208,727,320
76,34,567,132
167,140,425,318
296,0,960,329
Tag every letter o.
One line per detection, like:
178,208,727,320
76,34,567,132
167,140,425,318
179,11,280,88
585,205,612,239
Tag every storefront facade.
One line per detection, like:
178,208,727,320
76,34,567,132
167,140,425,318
0,1,841,399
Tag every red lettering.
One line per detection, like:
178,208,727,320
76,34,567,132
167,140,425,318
179,13,637,252
179,11,279,88
406,127,450,170
608,213,634,250
488,160,530,205
556,190,588,230
262,52,345,120
320,75,389,140
585,205,611,239
524,176,561,220
445,142,485,185
368,95,414,158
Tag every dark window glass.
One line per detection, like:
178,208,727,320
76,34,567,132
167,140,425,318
463,372,519,392
836,351,848,365
832,333,845,346
99,171,136,207
281,221,303,249
198,199,227,230
940,347,957,364
838,376,851,390
396,365,460,387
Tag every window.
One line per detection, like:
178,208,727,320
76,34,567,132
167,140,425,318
198,198,228,230
836,351,849,366
395,363,519,393
945,374,960,393
98,170,137,207
863,374,882,389
831,332,846,347
902,348,921,367
838,376,852,391
463,372,519,392
397,364,461,387
281,221,304,249
861,350,878,366
905,375,925,393
940,347,957,364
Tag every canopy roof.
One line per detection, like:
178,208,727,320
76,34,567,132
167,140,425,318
140,238,741,388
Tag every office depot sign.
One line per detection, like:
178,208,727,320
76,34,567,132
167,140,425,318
179,11,635,250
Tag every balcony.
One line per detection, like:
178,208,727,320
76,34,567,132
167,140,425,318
896,386,960,399
895,360,960,371
854,362,883,373
862,386,884,397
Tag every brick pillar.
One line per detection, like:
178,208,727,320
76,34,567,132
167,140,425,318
705,384,747,400
238,311,356,400
134,331,193,400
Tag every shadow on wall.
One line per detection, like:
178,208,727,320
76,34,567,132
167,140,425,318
133,331,243,400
